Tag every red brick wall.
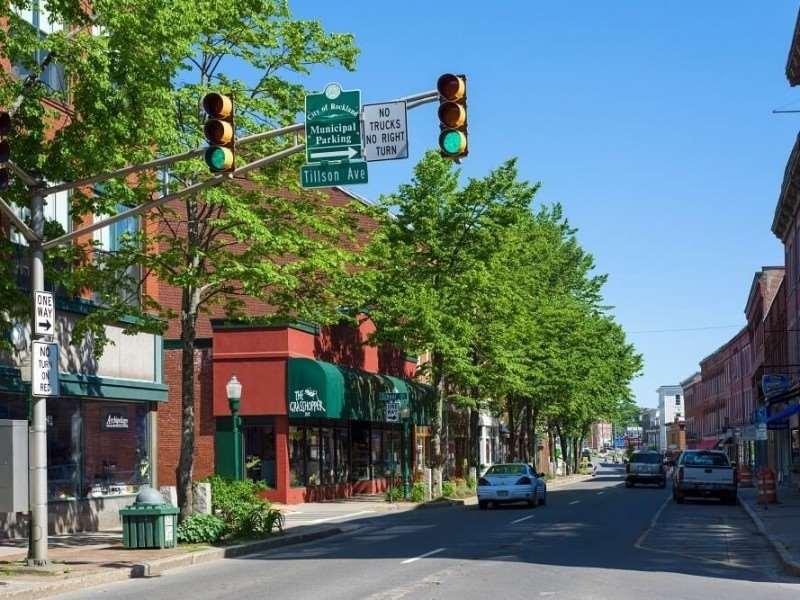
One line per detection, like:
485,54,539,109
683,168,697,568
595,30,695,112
158,347,215,486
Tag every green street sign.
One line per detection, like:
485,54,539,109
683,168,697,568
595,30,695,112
305,83,363,164
301,162,368,189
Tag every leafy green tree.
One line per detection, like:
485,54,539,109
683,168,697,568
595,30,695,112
366,151,535,470
0,0,363,518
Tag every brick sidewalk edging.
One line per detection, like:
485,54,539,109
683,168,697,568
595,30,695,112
0,526,348,600
739,497,800,577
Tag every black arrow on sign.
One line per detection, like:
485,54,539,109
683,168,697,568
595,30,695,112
38,319,51,331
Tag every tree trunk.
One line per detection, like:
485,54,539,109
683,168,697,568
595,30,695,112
530,403,539,471
431,351,445,470
572,438,580,474
176,285,200,521
556,424,570,475
508,398,517,462
469,405,480,475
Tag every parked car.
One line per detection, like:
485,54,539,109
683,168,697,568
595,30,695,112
477,463,547,510
672,450,737,505
625,450,666,488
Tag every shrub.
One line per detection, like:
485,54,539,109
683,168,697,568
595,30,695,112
204,476,283,538
441,481,456,498
410,481,426,503
467,477,477,491
385,485,404,502
176,513,226,544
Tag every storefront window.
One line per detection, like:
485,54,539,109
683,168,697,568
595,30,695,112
335,427,350,483
48,398,81,500
321,427,334,485
306,427,320,486
289,426,305,487
384,428,400,478
82,401,149,497
244,422,276,488
371,428,384,478
351,423,370,481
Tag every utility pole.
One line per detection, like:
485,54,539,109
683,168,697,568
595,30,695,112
28,184,48,566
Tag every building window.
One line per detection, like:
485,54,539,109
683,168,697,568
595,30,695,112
334,427,350,484
305,427,320,486
383,428,401,479
288,426,305,487
48,398,81,501
83,401,149,497
351,423,370,481
320,427,334,485
243,423,275,488
370,427,384,478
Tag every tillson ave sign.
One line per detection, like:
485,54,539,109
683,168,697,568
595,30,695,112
301,83,368,188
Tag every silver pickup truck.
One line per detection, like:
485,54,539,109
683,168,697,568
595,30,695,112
672,449,737,505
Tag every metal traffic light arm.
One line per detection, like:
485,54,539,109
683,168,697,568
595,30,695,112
0,193,36,242
39,89,439,251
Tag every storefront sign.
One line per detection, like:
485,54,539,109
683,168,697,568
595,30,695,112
289,388,325,417
101,408,129,431
762,374,791,399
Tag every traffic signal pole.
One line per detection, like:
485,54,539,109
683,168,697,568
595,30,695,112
28,185,48,566
0,85,441,566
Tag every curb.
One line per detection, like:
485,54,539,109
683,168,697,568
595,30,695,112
739,497,800,577
0,526,346,600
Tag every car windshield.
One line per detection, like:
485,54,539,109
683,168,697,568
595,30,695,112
486,464,527,475
682,452,729,467
630,453,661,464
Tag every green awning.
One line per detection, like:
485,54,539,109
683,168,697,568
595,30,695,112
287,358,434,424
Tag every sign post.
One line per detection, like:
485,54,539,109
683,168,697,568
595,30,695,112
301,83,368,188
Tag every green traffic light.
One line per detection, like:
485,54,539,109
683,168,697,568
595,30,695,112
440,130,466,155
205,146,233,171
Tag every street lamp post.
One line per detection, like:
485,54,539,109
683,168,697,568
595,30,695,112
226,375,243,480
400,404,412,499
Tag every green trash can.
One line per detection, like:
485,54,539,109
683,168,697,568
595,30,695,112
120,487,179,549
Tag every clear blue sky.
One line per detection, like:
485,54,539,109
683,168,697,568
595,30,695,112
287,1,799,408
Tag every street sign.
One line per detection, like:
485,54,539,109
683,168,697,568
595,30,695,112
304,83,363,163
762,374,791,399
361,101,408,162
756,423,768,441
31,341,59,397
302,83,368,189
300,161,368,188
33,290,54,336
385,401,400,423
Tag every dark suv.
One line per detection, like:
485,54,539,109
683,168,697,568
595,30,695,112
625,450,666,488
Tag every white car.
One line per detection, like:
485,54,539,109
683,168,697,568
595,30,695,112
477,463,547,510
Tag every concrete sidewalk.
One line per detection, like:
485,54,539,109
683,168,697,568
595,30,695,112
739,485,800,576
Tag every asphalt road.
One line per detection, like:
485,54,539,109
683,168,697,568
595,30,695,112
55,464,800,600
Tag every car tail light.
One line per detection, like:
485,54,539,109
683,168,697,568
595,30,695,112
516,476,531,485
478,477,491,487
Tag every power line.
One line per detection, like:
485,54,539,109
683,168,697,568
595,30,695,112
627,325,741,335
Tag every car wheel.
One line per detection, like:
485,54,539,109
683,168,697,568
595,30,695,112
538,491,546,506
674,491,684,504
479,500,488,510
625,480,633,488
724,493,737,506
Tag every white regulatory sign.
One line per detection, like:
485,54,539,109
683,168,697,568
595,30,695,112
361,101,408,162
31,341,59,397
33,290,55,336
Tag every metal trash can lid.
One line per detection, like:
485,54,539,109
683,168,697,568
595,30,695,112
135,486,165,505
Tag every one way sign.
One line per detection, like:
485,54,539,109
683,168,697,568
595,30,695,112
34,291,54,337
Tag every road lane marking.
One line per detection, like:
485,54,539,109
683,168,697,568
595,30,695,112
634,494,671,548
569,500,580,505
510,514,535,525
401,547,446,564
307,510,375,524
596,491,605,495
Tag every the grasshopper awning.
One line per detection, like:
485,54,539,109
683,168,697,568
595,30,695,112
286,357,434,425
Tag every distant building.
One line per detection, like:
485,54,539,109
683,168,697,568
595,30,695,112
681,372,702,449
589,422,612,450
640,407,660,450
657,385,684,451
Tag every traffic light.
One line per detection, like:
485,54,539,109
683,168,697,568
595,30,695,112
437,73,467,160
202,92,235,173
0,111,10,190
